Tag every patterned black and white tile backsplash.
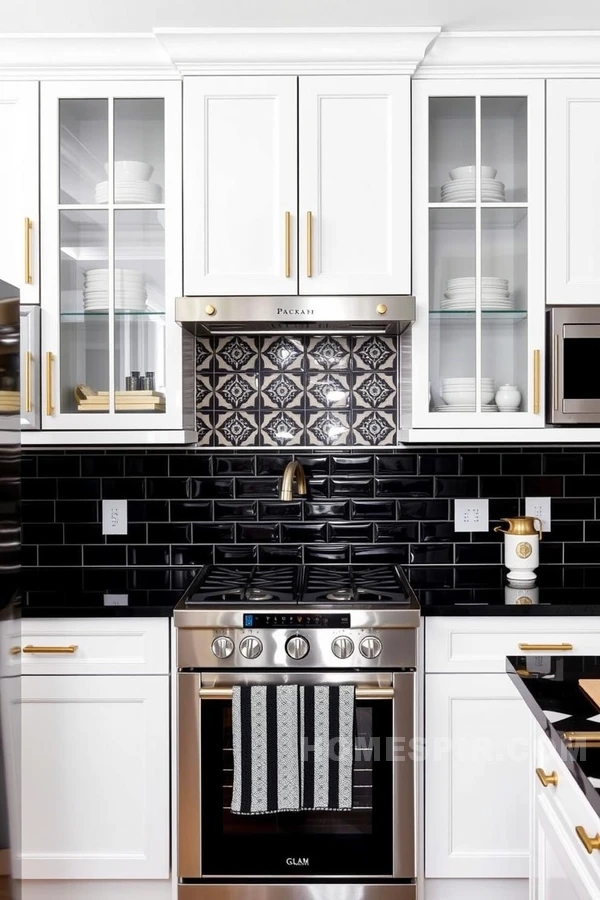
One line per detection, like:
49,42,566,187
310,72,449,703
195,334,398,447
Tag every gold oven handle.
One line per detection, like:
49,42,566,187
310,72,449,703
518,643,573,651
24,217,32,285
533,349,540,415
45,352,54,416
306,211,312,278
199,686,394,700
22,645,78,654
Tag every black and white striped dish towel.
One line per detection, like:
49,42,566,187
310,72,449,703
231,684,355,815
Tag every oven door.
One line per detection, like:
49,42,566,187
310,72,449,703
548,308,600,423
178,671,415,881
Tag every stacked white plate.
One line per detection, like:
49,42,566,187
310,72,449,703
441,179,505,202
438,376,496,411
83,268,147,312
95,181,162,204
434,404,499,413
442,276,513,311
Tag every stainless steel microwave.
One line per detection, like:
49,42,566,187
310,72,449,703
548,307,600,424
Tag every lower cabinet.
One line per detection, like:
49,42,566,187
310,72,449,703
534,800,598,900
21,674,170,880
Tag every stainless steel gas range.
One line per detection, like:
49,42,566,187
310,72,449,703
174,563,420,900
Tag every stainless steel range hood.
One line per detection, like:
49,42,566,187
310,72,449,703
175,295,416,335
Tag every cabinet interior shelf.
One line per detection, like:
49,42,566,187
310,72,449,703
429,310,527,322
60,310,165,319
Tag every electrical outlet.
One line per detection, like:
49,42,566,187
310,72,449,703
454,498,489,532
102,499,128,535
525,497,551,533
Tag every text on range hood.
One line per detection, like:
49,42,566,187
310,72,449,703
175,295,416,335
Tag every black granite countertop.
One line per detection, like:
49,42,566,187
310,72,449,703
22,567,199,618
416,565,600,616
507,656,600,819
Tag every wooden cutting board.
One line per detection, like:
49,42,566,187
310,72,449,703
579,679,600,711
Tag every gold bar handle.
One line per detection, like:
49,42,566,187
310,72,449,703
199,686,393,700
24,217,32,285
45,352,54,416
536,768,558,787
306,211,312,278
576,826,600,854
24,350,33,413
284,211,291,278
22,645,78,654
553,333,559,411
519,643,573,651
562,731,600,742
533,349,541,415
9,647,21,656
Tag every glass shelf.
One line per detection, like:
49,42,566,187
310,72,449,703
430,310,527,322
61,311,165,318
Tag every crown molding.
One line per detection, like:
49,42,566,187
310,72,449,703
415,31,600,78
154,27,441,75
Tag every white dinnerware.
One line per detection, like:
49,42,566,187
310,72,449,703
495,384,522,412
111,160,154,182
449,165,497,180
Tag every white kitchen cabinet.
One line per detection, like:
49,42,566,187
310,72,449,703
21,674,169,880
411,80,545,430
547,80,600,306
425,672,531,879
184,75,298,296
298,75,410,295
0,81,39,305
39,80,194,436
20,306,40,430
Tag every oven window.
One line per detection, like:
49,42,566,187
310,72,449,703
564,338,600,398
200,699,394,877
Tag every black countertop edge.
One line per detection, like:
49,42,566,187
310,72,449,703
507,656,600,819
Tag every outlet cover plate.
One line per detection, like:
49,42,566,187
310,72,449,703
454,498,489,532
525,497,551,533
102,499,128,535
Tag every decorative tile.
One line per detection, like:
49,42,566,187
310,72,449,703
307,410,351,446
353,372,396,409
354,335,396,370
195,413,213,446
196,338,213,371
307,373,350,408
307,335,351,370
262,372,303,409
353,410,396,445
262,336,304,371
216,336,258,371
215,373,257,409
196,376,213,409
215,411,258,447
262,411,304,446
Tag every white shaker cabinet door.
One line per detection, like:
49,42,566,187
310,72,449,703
425,673,531,879
0,82,39,303
534,800,600,900
21,675,169,880
547,80,600,305
298,75,410,295
184,76,298,296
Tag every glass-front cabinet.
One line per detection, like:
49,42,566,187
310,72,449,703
411,81,545,429
39,81,192,433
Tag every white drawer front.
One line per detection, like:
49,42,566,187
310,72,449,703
426,617,600,673
14,618,169,675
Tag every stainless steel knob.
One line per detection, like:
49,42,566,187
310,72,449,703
332,635,354,660
211,635,234,659
286,635,309,660
239,636,263,660
359,636,382,659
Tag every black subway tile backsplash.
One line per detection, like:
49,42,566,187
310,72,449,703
21,447,600,571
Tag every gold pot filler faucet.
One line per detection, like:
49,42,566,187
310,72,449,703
279,460,307,502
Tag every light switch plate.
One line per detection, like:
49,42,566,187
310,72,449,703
102,499,128,535
525,497,551,533
454,498,489,532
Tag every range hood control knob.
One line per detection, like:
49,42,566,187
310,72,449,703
376,303,387,315
239,636,263,659
211,635,234,659
286,635,309,660
205,304,216,316
332,636,354,659
359,636,382,659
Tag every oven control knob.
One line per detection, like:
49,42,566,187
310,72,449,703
286,635,310,660
332,636,354,660
239,636,263,660
359,636,383,659
211,635,234,659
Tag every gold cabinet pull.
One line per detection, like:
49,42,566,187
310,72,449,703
24,350,33,413
22,645,78,654
553,333,559,411
284,211,291,278
9,647,21,656
533,349,540,414
45,352,54,416
306,211,312,277
536,768,558,787
576,826,600,854
24,217,32,285
518,643,573,651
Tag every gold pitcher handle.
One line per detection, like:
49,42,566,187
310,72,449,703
534,517,543,541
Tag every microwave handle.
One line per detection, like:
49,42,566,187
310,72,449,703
553,332,559,411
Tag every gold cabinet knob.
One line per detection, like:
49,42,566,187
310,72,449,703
536,768,558,787
576,825,600,853
376,303,388,315
205,305,216,316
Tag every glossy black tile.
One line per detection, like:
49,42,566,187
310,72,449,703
125,455,169,477
376,476,433,497
351,544,408,563
22,478,57,500
129,500,170,522
406,567,453,588
213,455,255,475
454,543,501,564
419,521,461,543
566,476,600,497
488,498,520,519
236,523,280,543
64,523,103,544
22,524,64,545
212,500,256,520
57,478,100,500
397,499,449,520
304,544,350,563
523,476,564,497
21,455,37,478
39,545,82,566
81,455,124,477
351,499,396,520
258,544,303,564
435,476,479,498
328,523,373,543
585,521,600,541
502,453,541,475
552,498,595,519
38,455,80,477
193,523,235,543
295,455,330,476
375,454,418,475
215,544,258,564
330,477,373,497
171,500,214,521
547,521,584,542
480,476,523,497
255,455,291,475
454,566,503,589
585,454,600,474
374,523,418,542
22,500,54,523
22,545,37,566
304,501,350,520
55,500,98,523
101,478,145,500
543,453,584,475
128,545,170,566
106,523,148,545
305,477,329,499
83,545,127,567
235,477,279,498
564,543,600,564
539,542,564,564
409,544,453,564
190,478,235,499
418,454,459,475
147,477,189,499
171,545,213,566
332,455,375,475
281,523,326,543
258,500,302,521
148,523,192,544
460,453,501,475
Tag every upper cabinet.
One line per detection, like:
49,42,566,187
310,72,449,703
183,74,411,297
547,80,600,305
410,80,546,430
0,82,39,304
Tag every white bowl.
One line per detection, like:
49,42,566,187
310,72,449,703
449,166,498,180
104,160,154,181
442,390,495,405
